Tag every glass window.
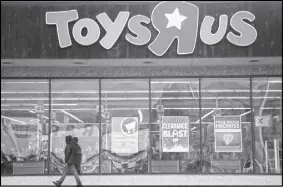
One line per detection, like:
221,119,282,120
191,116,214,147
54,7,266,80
150,79,200,173
101,79,149,174
2,77,281,176
201,78,252,173
1,80,49,175
50,80,99,174
252,77,282,174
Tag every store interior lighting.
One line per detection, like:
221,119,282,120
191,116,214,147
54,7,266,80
1,115,27,125
1,80,282,84
195,110,214,123
240,111,252,117
138,110,143,123
61,110,84,123
1,96,281,101
1,89,282,94
1,107,280,111
1,81,49,84
28,109,50,120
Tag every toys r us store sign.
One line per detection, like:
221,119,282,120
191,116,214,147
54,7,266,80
46,1,257,56
1,1,282,59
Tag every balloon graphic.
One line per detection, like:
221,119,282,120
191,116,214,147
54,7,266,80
223,134,234,145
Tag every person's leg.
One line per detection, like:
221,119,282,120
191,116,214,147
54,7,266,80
69,164,82,185
57,164,70,184
75,164,81,175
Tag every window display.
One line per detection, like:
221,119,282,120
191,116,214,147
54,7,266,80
150,78,200,173
50,80,100,174
214,116,242,153
101,79,150,174
161,116,190,153
201,78,253,173
1,80,49,175
252,77,282,174
1,77,282,175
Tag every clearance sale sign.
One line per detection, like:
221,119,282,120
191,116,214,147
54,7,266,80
161,116,189,152
214,116,242,152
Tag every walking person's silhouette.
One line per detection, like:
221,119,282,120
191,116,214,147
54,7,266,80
53,135,82,187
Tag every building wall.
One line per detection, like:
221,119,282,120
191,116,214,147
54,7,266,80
1,1,282,59
1,64,282,77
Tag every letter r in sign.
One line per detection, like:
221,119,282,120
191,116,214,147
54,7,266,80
149,1,199,56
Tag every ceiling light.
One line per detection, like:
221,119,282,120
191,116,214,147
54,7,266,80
240,110,251,117
143,61,154,64
249,59,260,62
1,81,48,84
73,61,84,65
61,110,84,123
1,115,26,125
2,61,13,65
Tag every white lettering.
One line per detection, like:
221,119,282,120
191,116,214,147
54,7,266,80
46,2,257,56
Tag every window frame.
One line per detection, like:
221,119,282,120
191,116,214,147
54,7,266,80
1,75,281,176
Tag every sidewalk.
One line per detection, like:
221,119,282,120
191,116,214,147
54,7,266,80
1,174,282,186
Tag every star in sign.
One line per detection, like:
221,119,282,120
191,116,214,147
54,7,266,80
165,8,187,30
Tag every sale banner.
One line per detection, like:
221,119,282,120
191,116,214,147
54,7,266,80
214,116,242,152
161,116,189,152
111,117,139,154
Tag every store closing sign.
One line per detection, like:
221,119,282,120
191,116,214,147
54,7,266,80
46,1,257,56
214,116,242,152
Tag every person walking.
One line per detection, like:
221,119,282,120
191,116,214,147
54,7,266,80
72,137,82,174
53,135,82,187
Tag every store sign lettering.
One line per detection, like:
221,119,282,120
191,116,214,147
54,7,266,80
46,1,257,56
214,116,242,152
162,116,189,152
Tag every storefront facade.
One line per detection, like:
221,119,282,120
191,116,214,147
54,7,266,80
1,1,282,186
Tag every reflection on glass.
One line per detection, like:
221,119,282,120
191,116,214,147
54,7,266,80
252,77,282,174
1,80,49,175
201,78,252,173
1,77,281,176
50,80,99,174
151,79,200,173
101,79,149,174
